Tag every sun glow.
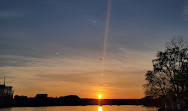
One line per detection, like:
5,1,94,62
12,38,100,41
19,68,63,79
98,94,102,99
98,106,103,111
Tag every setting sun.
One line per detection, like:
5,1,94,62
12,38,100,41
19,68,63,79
98,94,102,99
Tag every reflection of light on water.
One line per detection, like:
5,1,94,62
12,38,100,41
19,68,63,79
98,106,103,111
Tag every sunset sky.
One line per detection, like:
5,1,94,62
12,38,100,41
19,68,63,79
0,0,188,99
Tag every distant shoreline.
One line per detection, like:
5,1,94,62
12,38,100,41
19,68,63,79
0,98,159,108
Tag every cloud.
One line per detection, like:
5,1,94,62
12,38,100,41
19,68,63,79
0,45,154,98
0,10,25,18
0,55,44,67
36,69,145,86
184,6,188,15
184,0,188,21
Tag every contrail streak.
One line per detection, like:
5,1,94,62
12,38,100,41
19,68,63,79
99,0,112,90
102,0,112,62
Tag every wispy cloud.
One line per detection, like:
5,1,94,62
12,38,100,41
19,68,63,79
0,10,25,18
184,0,188,21
0,55,41,67
0,46,154,98
184,6,188,15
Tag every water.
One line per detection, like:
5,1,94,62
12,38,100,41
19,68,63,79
0,105,158,111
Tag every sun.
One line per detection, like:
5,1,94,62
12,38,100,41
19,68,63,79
98,94,102,99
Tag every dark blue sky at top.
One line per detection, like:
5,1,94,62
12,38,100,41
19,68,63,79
0,0,187,59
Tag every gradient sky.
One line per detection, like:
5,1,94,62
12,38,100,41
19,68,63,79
0,0,188,99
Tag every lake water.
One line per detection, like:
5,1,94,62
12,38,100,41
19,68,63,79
0,105,158,111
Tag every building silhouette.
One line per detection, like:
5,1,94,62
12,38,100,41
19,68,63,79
0,77,14,107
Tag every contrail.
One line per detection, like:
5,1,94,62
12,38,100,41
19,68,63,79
99,0,112,90
102,0,112,62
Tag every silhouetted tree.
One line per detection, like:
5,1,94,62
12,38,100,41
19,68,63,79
144,37,188,103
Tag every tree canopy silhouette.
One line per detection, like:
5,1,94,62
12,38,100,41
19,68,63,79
144,37,188,101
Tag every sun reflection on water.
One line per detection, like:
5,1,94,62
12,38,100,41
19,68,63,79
98,106,103,111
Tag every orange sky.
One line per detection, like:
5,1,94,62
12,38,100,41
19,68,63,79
0,48,155,99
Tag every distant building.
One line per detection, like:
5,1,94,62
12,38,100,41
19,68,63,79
0,77,14,107
0,85,13,98
35,94,48,99
14,95,27,99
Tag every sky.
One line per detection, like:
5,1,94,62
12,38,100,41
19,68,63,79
0,0,188,99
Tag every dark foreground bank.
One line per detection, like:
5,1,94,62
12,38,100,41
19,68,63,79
1,95,188,110
0,94,159,107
